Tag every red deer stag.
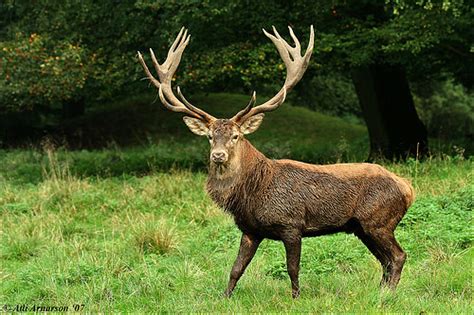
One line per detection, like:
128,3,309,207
137,26,414,298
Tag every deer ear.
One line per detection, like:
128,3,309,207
183,116,209,136
240,113,265,135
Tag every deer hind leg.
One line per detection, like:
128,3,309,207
355,229,391,284
382,233,406,288
224,233,262,297
358,227,406,289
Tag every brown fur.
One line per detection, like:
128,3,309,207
204,120,414,298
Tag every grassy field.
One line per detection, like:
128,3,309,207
1,94,472,312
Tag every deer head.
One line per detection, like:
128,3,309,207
137,26,314,166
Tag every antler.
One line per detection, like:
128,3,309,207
137,27,215,122
232,25,314,123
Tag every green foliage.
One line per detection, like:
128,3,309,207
415,79,474,139
399,186,472,247
179,43,285,94
0,0,156,111
295,73,361,119
1,0,471,117
316,0,472,75
0,33,88,113
388,0,467,16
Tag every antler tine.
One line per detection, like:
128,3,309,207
304,25,315,63
149,48,161,75
137,28,215,122
271,26,296,58
177,86,215,122
263,28,291,65
157,85,201,119
232,26,314,123
169,27,185,53
288,26,301,52
137,51,161,89
232,91,257,121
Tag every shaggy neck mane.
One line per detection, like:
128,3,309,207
207,139,273,214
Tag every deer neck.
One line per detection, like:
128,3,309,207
207,139,270,196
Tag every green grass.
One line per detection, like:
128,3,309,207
1,93,472,312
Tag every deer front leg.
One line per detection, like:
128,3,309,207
283,233,302,298
224,233,262,297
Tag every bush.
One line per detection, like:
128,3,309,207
0,33,89,113
294,73,362,119
415,79,474,140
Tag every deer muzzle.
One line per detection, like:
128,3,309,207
211,150,228,164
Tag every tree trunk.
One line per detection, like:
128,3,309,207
62,97,85,119
352,64,428,160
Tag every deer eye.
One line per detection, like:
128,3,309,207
232,135,239,141
208,134,213,140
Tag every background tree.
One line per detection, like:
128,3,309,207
0,0,472,157
0,33,88,114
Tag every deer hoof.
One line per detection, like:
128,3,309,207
292,289,300,299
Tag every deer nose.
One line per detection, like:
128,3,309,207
211,151,228,163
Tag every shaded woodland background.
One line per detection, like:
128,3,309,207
1,0,473,159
